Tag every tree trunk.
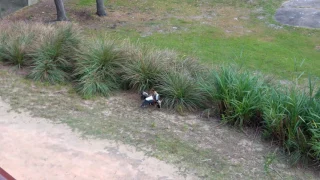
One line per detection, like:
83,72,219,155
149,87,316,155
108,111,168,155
54,0,68,21
96,0,107,16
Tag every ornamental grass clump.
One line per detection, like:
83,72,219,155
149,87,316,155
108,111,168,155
263,85,320,165
199,66,267,127
156,70,205,112
0,34,6,62
74,38,124,98
0,34,34,68
28,25,81,84
173,57,209,78
119,44,175,91
0,22,36,68
307,99,320,162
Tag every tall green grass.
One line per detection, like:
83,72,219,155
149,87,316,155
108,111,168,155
0,34,6,62
263,85,320,165
74,37,124,98
28,24,81,84
0,22,39,68
0,34,34,68
199,66,266,127
199,66,320,164
118,45,172,91
157,71,205,112
118,43,208,112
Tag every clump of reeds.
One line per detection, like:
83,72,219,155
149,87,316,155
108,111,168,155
73,37,124,98
28,24,81,84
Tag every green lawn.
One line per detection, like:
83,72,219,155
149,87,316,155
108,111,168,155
133,27,320,79
71,0,320,79
76,0,108,6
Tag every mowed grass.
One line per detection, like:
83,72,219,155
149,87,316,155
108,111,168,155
76,0,108,6
70,0,320,80
132,27,320,79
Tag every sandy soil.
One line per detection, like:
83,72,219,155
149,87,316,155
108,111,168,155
0,99,193,180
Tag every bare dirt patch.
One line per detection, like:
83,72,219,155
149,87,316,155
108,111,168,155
0,99,192,180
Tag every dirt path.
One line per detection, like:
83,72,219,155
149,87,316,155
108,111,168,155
0,99,193,180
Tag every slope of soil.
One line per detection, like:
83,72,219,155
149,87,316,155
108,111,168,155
0,99,192,180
